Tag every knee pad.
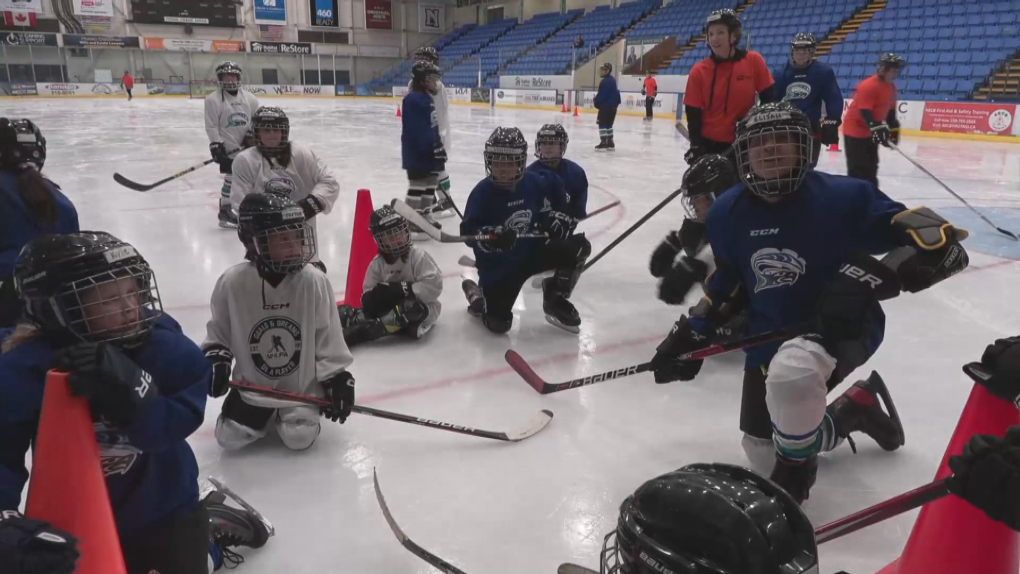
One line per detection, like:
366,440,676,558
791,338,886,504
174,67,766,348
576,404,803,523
482,313,513,334
276,407,322,451
765,337,835,439
215,416,266,451
741,433,776,472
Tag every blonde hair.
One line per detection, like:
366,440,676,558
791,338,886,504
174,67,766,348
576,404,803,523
2,323,40,353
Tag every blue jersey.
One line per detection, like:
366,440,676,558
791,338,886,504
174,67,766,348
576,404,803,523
461,171,569,288
0,169,79,278
696,171,906,369
0,313,210,540
771,60,843,125
401,91,442,173
594,75,621,110
526,159,589,218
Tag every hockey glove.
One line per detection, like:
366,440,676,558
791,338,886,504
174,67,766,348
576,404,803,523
210,142,229,163
963,336,1020,409
947,427,1020,532
297,195,324,221
204,345,234,398
820,118,841,146
684,145,705,165
361,282,412,319
321,371,355,423
658,257,709,306
649,231,682,278
476,226,517,253
433,143,448,164
869,122,892,147
883,207,969,293
679,218,708,257
56,343,158,427
0,511,79,574
651,316,708,383
544,210,577,241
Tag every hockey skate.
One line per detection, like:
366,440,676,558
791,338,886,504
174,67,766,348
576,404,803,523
605,137,616,152
337,304,387,347
595,138,609,152
827,371,905,453
409,211,441,242
218,203,238,229
203,477,273,568
769,454,818,505
427,188,458,220
541,277,581,334
462,279,484,317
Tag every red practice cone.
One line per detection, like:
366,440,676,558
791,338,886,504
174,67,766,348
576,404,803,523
396,106,401,117
573,106,579,117
828,143,840,151
340,188,376,308
561,102,567,112
876,383,1020,574
26,371,126,574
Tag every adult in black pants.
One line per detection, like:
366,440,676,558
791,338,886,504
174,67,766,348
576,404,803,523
843,53,903,186
594,63,621,151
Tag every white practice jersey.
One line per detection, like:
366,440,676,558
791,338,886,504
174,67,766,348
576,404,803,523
409,80,450,149
204,88,260,157
203,262,353,409
363,245,443,327
230,142,341,254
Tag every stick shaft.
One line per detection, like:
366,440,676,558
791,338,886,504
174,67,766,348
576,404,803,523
814,478,952,544
583,188,684,271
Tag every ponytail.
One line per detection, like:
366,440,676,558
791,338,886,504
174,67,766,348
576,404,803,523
17,168,57,227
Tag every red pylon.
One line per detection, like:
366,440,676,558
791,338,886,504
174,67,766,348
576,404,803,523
396,106,401,118
573,106,579,117
339,188,376,308
828,143,840,151
561,102,567,112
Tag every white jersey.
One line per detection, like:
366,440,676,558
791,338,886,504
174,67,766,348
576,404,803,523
363,245,443,327
409,80,450,149
204,88,260,157
230,142,341,255
203,262,353,409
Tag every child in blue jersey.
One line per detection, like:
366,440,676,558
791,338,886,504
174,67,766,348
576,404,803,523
771,33,844,168
526,124,588,218
401,60,447,241
650,103,969,503
0,232,270,574
460,127,592,334
594,63,621,151
0,118,79,328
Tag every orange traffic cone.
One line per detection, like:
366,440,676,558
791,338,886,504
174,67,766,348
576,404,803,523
828,143,840,151
561,102,567,113
876,383,1020,574
340,188,376,308
573,106,579,117
26,371,127,574
396,106,401,118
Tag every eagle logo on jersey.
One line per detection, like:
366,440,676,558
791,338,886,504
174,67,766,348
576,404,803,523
785,82,811,101
751,248,806,293
505,209,533,234
227,111,251,128
248,316,303,378
264,177,296,197
94,423,143,476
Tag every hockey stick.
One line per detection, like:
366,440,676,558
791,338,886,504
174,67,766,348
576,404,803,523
374,469,470,574
559,565,597,574
581,187,684,273
391,199,549,244
228,381,553,442
814,477,951,544
112,148,240,192
889,143,1019,241
505,324,805,395
675,119,690,141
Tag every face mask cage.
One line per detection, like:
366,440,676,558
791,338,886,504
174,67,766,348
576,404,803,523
253,223,316,273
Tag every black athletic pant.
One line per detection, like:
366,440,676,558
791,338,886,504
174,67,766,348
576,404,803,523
126,88,132,100
844,134,880,186
645,97,654,119
121,506,210,574
0,275,19,329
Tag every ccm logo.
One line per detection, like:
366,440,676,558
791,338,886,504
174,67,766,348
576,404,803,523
263,303,291,310
839,264,883,288
750,228,779,236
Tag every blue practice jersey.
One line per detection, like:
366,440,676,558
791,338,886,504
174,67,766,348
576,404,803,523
594,75,621,110
461,171,569,288
696,171,906,368
527,159,589,218
771,60,843,124
401,90,442,173
0,313,210,540
0,169,79,278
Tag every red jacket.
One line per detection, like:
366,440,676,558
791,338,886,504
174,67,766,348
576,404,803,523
643,76,657,98
121,74,134,89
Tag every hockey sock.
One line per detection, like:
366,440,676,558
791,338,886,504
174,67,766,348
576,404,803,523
219,175,232,206
208,538,222,571
599,128,609,138
772,424,824,461
820,412,844,452
438,172,451,194
406,179,427,210
607,128,614,139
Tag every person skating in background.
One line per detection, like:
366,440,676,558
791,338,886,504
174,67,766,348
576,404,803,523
205,61,260,229
401,60,447,241
594,62,621,151
526,124,588,218
410,47,456,218
642,70,658,121
843,53,904,186
121,70,134,101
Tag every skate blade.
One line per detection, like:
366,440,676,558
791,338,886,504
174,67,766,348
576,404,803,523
862,371,906,448
207,477,276,537
544,314,580,334
218,220,238,229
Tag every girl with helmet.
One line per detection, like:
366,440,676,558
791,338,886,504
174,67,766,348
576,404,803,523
402,60,448,240
203,192,354,453
0,118,79,328
205,61,260,228
593,62,621,151
526,123,588,218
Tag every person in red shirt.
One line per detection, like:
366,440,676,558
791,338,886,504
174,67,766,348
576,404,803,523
682,9,774,165
843,53,903,185
121,70,134,101
642,71,658,121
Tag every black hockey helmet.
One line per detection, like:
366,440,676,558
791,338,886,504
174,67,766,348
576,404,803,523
369,205,411,258
411,60,442,94
251,106,290,157
681,153,738,222
877,53,905,70
790,32,817,65
216,61,243,91
237,192,315,274
600,463,818,574
705,9,742,41
14,232,162,347
484,127,528,188
600,62,613,76
414,46,439,65
535,123,569,166
734,102,814,199
0,118,46,171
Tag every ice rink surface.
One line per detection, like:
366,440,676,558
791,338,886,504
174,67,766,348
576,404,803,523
6,96,1020,574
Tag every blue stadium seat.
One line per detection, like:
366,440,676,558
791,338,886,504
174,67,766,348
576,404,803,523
954,79,972,93
954,64,972,78
905,79,922,92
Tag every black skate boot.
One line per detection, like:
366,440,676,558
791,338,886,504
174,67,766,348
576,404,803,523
203,478,273,569
542,276,581,334
462,279,484,317
218,203,238,229
337,304,387,347
769,454,818,505
429,188,457,220
595,137,609,151
827,371,905,453
606,136,616,152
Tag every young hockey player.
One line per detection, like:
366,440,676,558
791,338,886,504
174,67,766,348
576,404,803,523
204,193,354,452
0,232,270,574
526,124,588,218
771,33,843,168
460,127,591,334
205,61,260,228
651,102,969,503
683,9,773,165
402,60,447,240
230,106,340,267
843,53,903,185
593,63,621,151
0,118,79,328
411,47,456,218
337,206,443,347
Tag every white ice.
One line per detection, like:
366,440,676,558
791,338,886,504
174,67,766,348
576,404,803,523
6,96,1020,574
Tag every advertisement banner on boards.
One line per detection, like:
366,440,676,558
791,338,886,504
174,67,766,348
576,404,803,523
445,87,472,102
364,0,392,30
499,75,573,91
249,41,312,54
470,88,490,103
0,0,41,12
253,0,286,25
63,34,140,48
0,31,58,46
418,4,444,32
241,84,333,97
36,82,147,96
72,0,113,16
393,86,409,98
495,88,557,108
144,38,246,52
311,0,339,26
920,101,1016,136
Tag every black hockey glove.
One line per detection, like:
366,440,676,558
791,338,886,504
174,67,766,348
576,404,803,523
649,231,682,278
651,316,708,384
947,426,1020,532
820,118,841,146
433,143,448,164
204,345,233,398
56,343,158,427
678,218,707,257
658,257,709,306
683,145,704,165
0,511,79,574
361,282,412,319
883,207,969,293
476,226,517,253
209,142,230,164
544,210,576,241
297,195,324,221
869,122,892,147
321,371,355,423
963,337,1020,409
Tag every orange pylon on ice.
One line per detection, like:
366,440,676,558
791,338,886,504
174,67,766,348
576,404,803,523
396,106,401,118
561,102,567,112
573,106,579,117
828,143,840,151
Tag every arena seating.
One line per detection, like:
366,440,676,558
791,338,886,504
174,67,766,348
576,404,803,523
367,24,475,89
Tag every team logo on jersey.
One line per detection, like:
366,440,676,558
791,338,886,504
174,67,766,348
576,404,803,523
505,209,533,234
248,316,303,378
751,248,806,293
95,423,143,476
264,176,296,197
430,109,438,129
226,111,251,128
785,82,811,101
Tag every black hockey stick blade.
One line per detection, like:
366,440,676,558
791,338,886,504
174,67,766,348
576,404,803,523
814,477,951,545
112,149,238,193
374,469,470,574
458,255,476,267
559,564,598,574
228,381,553,442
